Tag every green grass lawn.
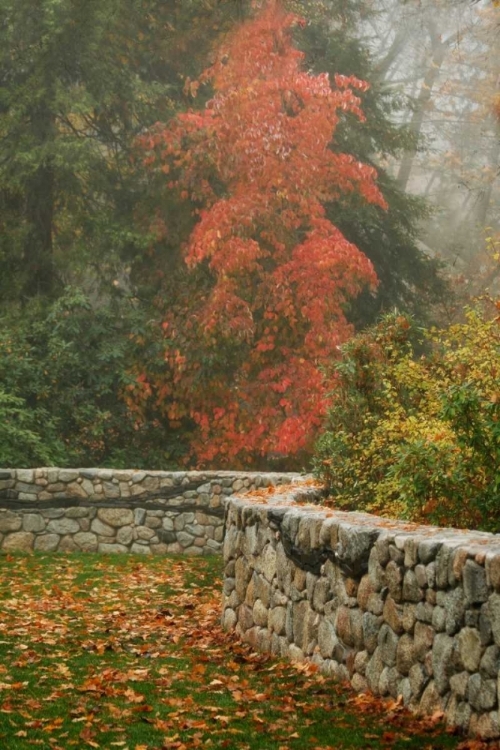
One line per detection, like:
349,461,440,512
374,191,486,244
0,552,470,750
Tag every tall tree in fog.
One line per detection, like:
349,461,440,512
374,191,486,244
292,0,446,324
352,0,500,266
134,1,388,466
0,0,244,304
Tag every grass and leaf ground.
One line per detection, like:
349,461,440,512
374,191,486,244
0,553,490,750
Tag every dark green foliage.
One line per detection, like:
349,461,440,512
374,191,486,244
0,289,186,468
0,0,247,305
295,7,447,325
0,390,65,467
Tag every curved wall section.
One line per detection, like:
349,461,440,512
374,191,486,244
222,484,500,740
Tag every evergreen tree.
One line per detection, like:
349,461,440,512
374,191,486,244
293,0,447,324
0,0,243,305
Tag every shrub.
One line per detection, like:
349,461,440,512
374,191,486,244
0,288,186,468
313,301,500,531
0,389,65,467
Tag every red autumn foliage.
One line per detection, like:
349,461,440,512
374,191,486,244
136,0,387,466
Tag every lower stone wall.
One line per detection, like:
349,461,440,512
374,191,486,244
0,468,299,555
222,485,500,739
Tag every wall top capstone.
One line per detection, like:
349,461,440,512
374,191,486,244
0,467,303,505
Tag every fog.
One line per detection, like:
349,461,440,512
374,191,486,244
346,0,499,282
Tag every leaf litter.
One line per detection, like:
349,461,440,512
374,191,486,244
0,553,494,749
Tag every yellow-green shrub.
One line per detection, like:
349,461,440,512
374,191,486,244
314,301,500,530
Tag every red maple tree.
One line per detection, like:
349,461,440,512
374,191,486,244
136,0,387,466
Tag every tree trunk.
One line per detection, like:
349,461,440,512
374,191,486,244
396,34,447,190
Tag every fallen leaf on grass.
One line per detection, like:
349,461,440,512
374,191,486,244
123,688,145,703
214,714,231,725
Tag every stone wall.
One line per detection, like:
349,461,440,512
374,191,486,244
0,468,298,555
222,484,500,739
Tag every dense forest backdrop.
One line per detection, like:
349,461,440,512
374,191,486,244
0,0,498,474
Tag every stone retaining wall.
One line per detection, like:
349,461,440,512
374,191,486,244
222,484,500,739
0,468,298,555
